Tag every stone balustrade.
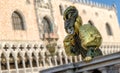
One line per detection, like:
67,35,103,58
40,52,120,73
100,42,120,55
0,41,119,73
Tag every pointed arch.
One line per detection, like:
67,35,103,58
25,53,30,68
1,53,7,70
12,11,26,30
17,53,23,68
32,53,37,67
106,23,113,35
9,53,15,69
42,16,53,34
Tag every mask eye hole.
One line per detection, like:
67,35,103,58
66,14,69,19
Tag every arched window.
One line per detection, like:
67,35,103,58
88,20,94,25
95,12,98,16
26,0,30,4
12,11,25,30
42,17,53,34
109,14,112,19
106,23,113,35
59,5,64,15
83,9,86,14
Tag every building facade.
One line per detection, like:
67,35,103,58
0,0,40,41
0,0,120,73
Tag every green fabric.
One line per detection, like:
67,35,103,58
79,24,102,49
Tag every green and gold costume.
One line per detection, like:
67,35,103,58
63,6,103,61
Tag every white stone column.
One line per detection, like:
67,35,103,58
48,57,52,66
74,56,78,62
33,49,40,71
36,57,39,71
29,57,33,73
78,55,82,61
69,56,73,63
64,56,68,64
19,50,26,73
3,45,11,73
11,49,19,73
42,57,46,67
22,57,26,73
59,56,63,65
26,45,33,73
53,56,57,66
6,58,10,73
14,57,19,73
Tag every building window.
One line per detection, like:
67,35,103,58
106,23,113,35
109,14,112,18
59,5,64,15
88,20,94,25
95,12,98,16
12,11,25,30
26,0,30,4
83,9,86,14
42,17,53,34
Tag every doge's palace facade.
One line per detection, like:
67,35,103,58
0,0,120,73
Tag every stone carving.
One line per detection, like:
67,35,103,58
63,6,103,62
37,0,50,9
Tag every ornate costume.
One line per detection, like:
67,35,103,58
63,6,103,61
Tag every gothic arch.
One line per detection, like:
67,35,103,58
32,53,37,67
9,53,15,69
42,16,53,34
25,53,30,68
1,53,7,70
12,10,26,30
106,23,113,35
17,53,23,68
